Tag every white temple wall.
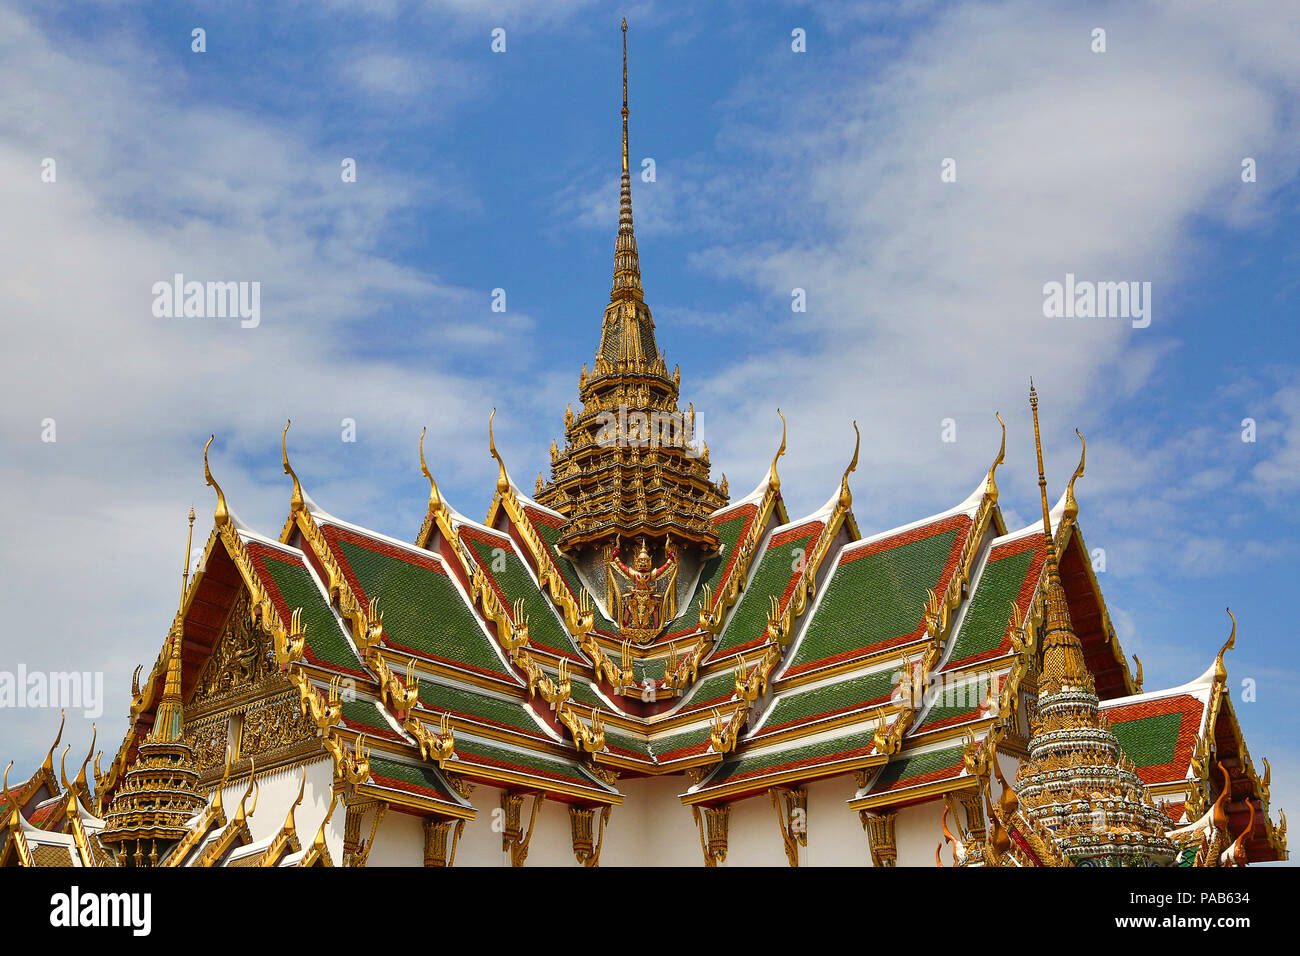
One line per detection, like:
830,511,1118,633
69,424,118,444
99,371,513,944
366,806,425,867
724,790,789,866
803,776,869,866
894,798,944,867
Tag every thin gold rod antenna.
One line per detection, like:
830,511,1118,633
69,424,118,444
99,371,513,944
181,505,196,603
1029,379,1052,539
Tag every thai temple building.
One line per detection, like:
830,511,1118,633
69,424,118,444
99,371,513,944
0,23,1286,869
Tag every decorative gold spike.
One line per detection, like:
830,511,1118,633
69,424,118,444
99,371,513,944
1029,380,1051,538
1062,428,1086,523
418,427,444,515
986,412,1006,502
40,710,65,779
282,419,305,513
1132,654,1144,692
1215,607,1237,683
769,409,787,491
488,408,510,496
839,420,860,510
203,435,229,527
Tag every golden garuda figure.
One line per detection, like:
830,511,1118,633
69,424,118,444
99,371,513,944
608,537,677,643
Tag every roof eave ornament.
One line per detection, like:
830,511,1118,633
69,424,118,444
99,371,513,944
1215,607,1236,684
418,427,444,516
838,420,860,511
203,435,230,527
281,419,305,514
986,412,1006,504
769,408,787,492
1063,428,1086,525
488,408,511,497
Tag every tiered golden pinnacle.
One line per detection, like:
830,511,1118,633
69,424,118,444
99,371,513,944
535,20,726,555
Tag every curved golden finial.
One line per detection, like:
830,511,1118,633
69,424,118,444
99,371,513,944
941,803,959,865
40,710,66,777
488,408,510,496
2,762,18,824
1063,428,1086,524
74,725,97,792
203,435,230,527
58,744,72,792
281,419,305,514
838,421,860,510
1215,607,1237,683
235,759,258,823
418,427,444,515
1211,762,1231,833
1132,654,1144,693
283,767,307,835
986,412,1006,503
212,746,234,814
768,409,787,491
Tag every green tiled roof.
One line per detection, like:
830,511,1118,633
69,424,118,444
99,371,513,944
568,680,607,709
648,726,709,760
336,539,512,677
869,745,964,793
787,526,961,673
367,756,455,801
1111,712,1182,768
673,512,750,633
762,670,896,733
603,727,652,758
417,680,541,736
676,668,738,711
713,525,819,655
947,544,1039,666
529,515,618,631
451,736,594,787
466,536,581,658
917,677,991,729
340,700,395,735
257,552,357,669
708,731,877,786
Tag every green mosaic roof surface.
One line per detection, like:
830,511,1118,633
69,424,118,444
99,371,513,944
417,680,540,736
674,512,750,632
787,527,960,672
762,670,896,732
466,536,581,657
567,680,606,709
452,736,593,787
337,539,511,677
709,731,877,786
648,726,709,760
258,552,356,669
676,668,739,711
917,677,991,729
340,700,393,734
367,756,455,801
529,515,618,631
713,526,818,655
1110,712,1183,768
947,544,1038,666
868,745,964,792
603,727,652,758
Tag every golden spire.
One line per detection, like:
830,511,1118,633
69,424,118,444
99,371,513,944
419,427,443,515
1029,382,1091,691
150,624,186,743
611,17,643,302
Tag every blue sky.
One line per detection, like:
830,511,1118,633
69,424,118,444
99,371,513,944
1,0,1297,834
